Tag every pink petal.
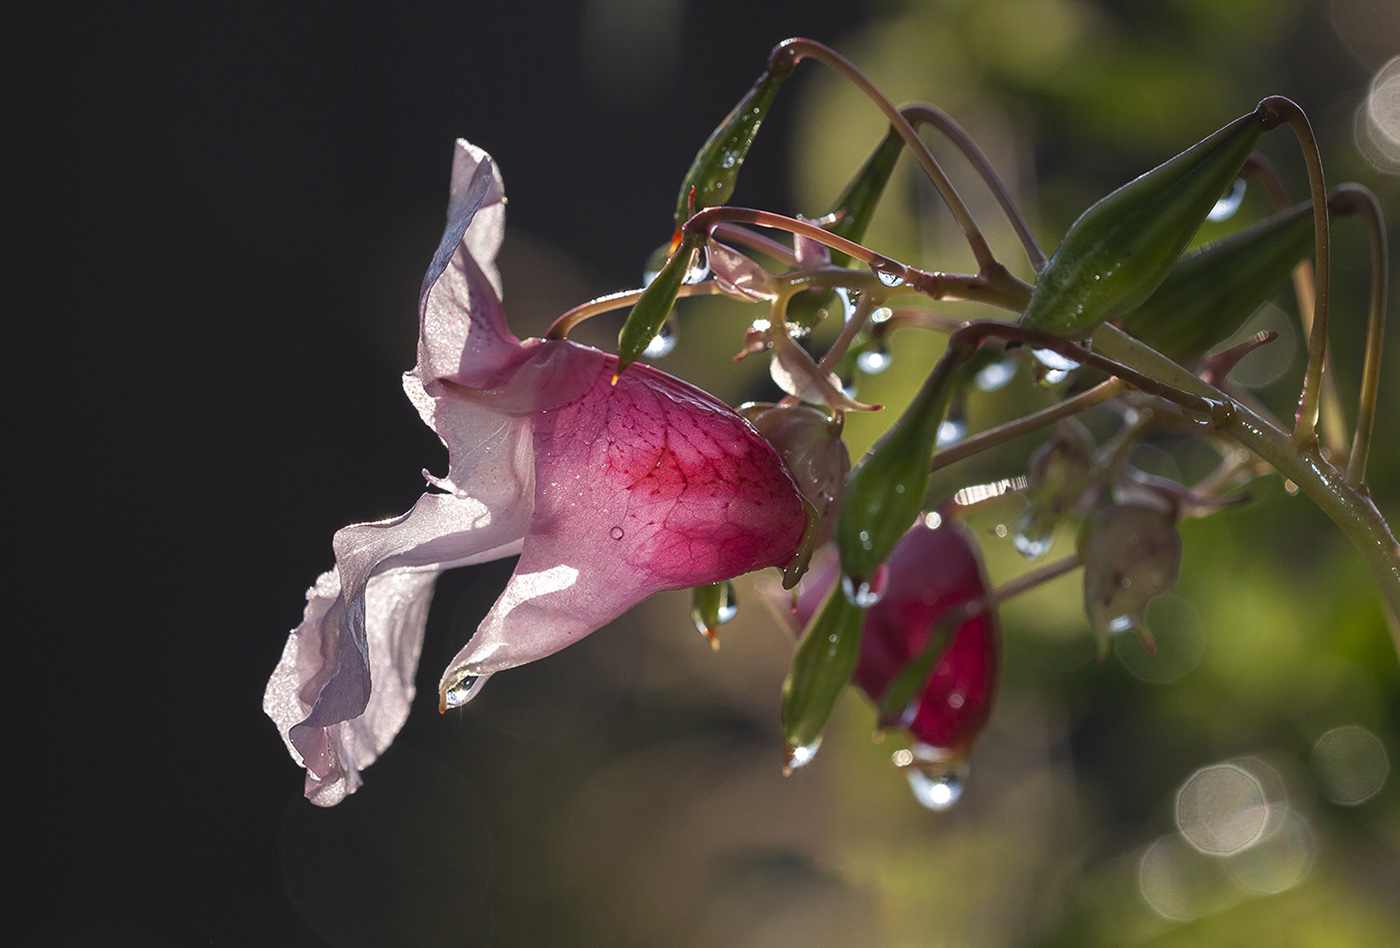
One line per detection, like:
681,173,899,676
439,345,806,700
265,489,533,805
416,140,521,390
794,231,832,270
708,240,780,301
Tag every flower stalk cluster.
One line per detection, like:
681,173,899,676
268,39,1396,809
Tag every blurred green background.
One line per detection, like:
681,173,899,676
426,2,1400,946
13,0,1398,945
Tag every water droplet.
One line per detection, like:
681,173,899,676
1107,613,1139,635
1184,405,1212,426
873,261,907,288
871,306,893,324
609,526,625,540
856,348,892,374
1013,529,1052,557
684,245,710,284
898,749,969,811
1031,347,1079,385
947,689,966,709
643,317,677,358
974,356,1018,392
442,672,485,710
1208,177,1248,222
842,569,886,607
937,418,966,448
783,737,822,774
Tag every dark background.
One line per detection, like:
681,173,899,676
10,2,1399,946
10,2,874,944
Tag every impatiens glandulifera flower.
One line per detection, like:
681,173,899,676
1020,103,1276,338
1078,500,1183,658
1012,419,1100,560
265,141,809,805
776,518,999,809
741,403,851,541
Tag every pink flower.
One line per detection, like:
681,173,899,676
265,141,807,805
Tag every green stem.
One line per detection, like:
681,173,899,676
929,378,1127,474
1095,324,1400,632
901,104,1048,271
1330,185,1389,487
776,38,999,273
1259,97,1332,446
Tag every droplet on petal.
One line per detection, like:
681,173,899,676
440,672,487,712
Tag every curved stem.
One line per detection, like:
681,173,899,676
1259,98,1332,447
712,222,798,267
687,206,1034,311
1331,184,1389,487
929,378,1127,473
902,104,1048,271
776,38,999,273
817,291,881,374
546,281,724,339
1244,154,1348,457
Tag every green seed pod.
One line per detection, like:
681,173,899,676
1120,200,1313,364
1021,104,1274,338
616,237,699,373
781,583,866,769
673,56,794,231
837,350,963,583
788,126,905,331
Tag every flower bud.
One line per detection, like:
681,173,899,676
743,404,851,541
773,520,998,805
1021,105,1274,338
673,54,794,230
617,235,701,373
781,582,866,770
1078,502,1183,657
1120,199,1313,365
859,520,998,759
1012,420,1099,559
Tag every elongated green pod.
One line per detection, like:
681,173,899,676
1021,104,1275,337
673,55,795,231
1121,200,1313,363
788,127,905,330
836,349,962,582
781,584,866,766
616,236,699,373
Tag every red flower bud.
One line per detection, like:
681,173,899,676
777,518,998,807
